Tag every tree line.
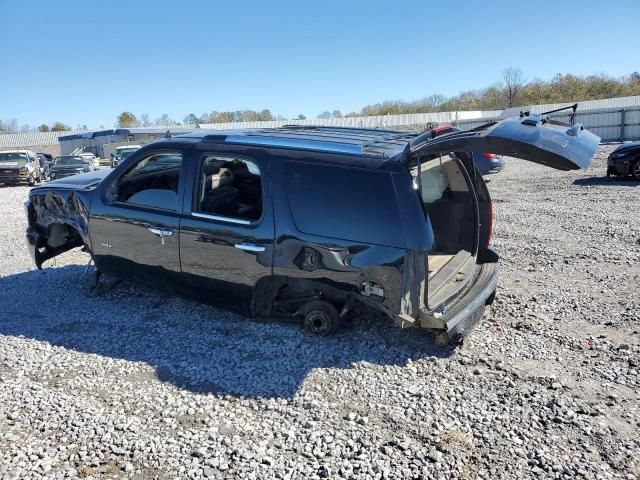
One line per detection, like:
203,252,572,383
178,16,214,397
114,110,293,128
116,70,640,126
356,70,640,116
0,119,75,134
3,69,640,134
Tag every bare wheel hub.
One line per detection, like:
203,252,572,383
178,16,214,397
305,310,331,335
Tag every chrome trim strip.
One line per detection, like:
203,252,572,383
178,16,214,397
234,243,266,253
191,212,252,225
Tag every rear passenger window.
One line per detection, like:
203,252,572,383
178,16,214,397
284,162,404,247
196,155,262,221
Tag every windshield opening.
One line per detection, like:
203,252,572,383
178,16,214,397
0,152,29,162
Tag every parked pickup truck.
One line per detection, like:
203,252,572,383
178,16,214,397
24,116,599,343
111,145,142,168
0,150,43,186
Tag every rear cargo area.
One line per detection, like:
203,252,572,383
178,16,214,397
410,153,477,309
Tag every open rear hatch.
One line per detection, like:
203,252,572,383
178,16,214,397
403,114,600,337
409,114,600,170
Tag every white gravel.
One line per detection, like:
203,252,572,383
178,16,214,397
0,145,639,479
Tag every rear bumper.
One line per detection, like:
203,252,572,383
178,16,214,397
417,261,499,340
485,162,504,175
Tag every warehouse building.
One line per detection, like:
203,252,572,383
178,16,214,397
58,128,196,158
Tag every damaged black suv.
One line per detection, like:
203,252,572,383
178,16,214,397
25,117,599,343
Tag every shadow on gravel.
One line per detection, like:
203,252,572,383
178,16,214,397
0,265,453,399
573,176,639,187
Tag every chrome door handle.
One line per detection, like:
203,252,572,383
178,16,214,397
148,227,173,245
234,243,265,253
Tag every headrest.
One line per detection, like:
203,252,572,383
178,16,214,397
210,167,234,189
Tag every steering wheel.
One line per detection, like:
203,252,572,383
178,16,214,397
151,175,173,190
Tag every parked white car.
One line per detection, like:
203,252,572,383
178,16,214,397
79,153,100,170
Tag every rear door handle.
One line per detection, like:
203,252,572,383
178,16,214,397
235,242,265,253
148,227,173,245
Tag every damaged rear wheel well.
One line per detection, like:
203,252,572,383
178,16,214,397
251,275,392,324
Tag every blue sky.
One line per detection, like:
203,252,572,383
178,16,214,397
1,0,639,128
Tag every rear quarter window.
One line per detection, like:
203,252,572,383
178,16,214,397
284,162,405,248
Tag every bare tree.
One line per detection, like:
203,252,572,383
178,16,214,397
5,119,19,133
502,67,527,107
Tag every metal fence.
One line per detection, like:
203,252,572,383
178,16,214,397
198,110,503,131
2,95,640,149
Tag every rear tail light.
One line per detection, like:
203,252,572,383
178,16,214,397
485,201,494,249
482,153,496,159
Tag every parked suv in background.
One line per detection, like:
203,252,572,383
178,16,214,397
111,145,142,168
49,155,94,180
36,153,52,180
431,124,505,175
25,117,598,344
0,150,42,185
607,142,640,180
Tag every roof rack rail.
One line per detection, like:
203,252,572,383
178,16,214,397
279,125,403,134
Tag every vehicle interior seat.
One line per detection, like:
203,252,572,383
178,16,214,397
201,166,240,217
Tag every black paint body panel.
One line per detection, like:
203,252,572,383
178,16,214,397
24,118,600,337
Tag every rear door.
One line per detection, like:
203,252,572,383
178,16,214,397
179,147,274,316
410,116,600,170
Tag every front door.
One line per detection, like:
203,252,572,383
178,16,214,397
179,148,274,316
90,148,186,292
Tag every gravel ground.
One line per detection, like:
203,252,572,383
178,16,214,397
0,145,638,479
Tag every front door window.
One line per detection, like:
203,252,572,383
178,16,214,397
105,151,183,211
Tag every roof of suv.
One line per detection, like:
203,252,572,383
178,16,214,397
175,126,422,160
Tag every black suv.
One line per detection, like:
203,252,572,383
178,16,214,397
25,117,599,343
